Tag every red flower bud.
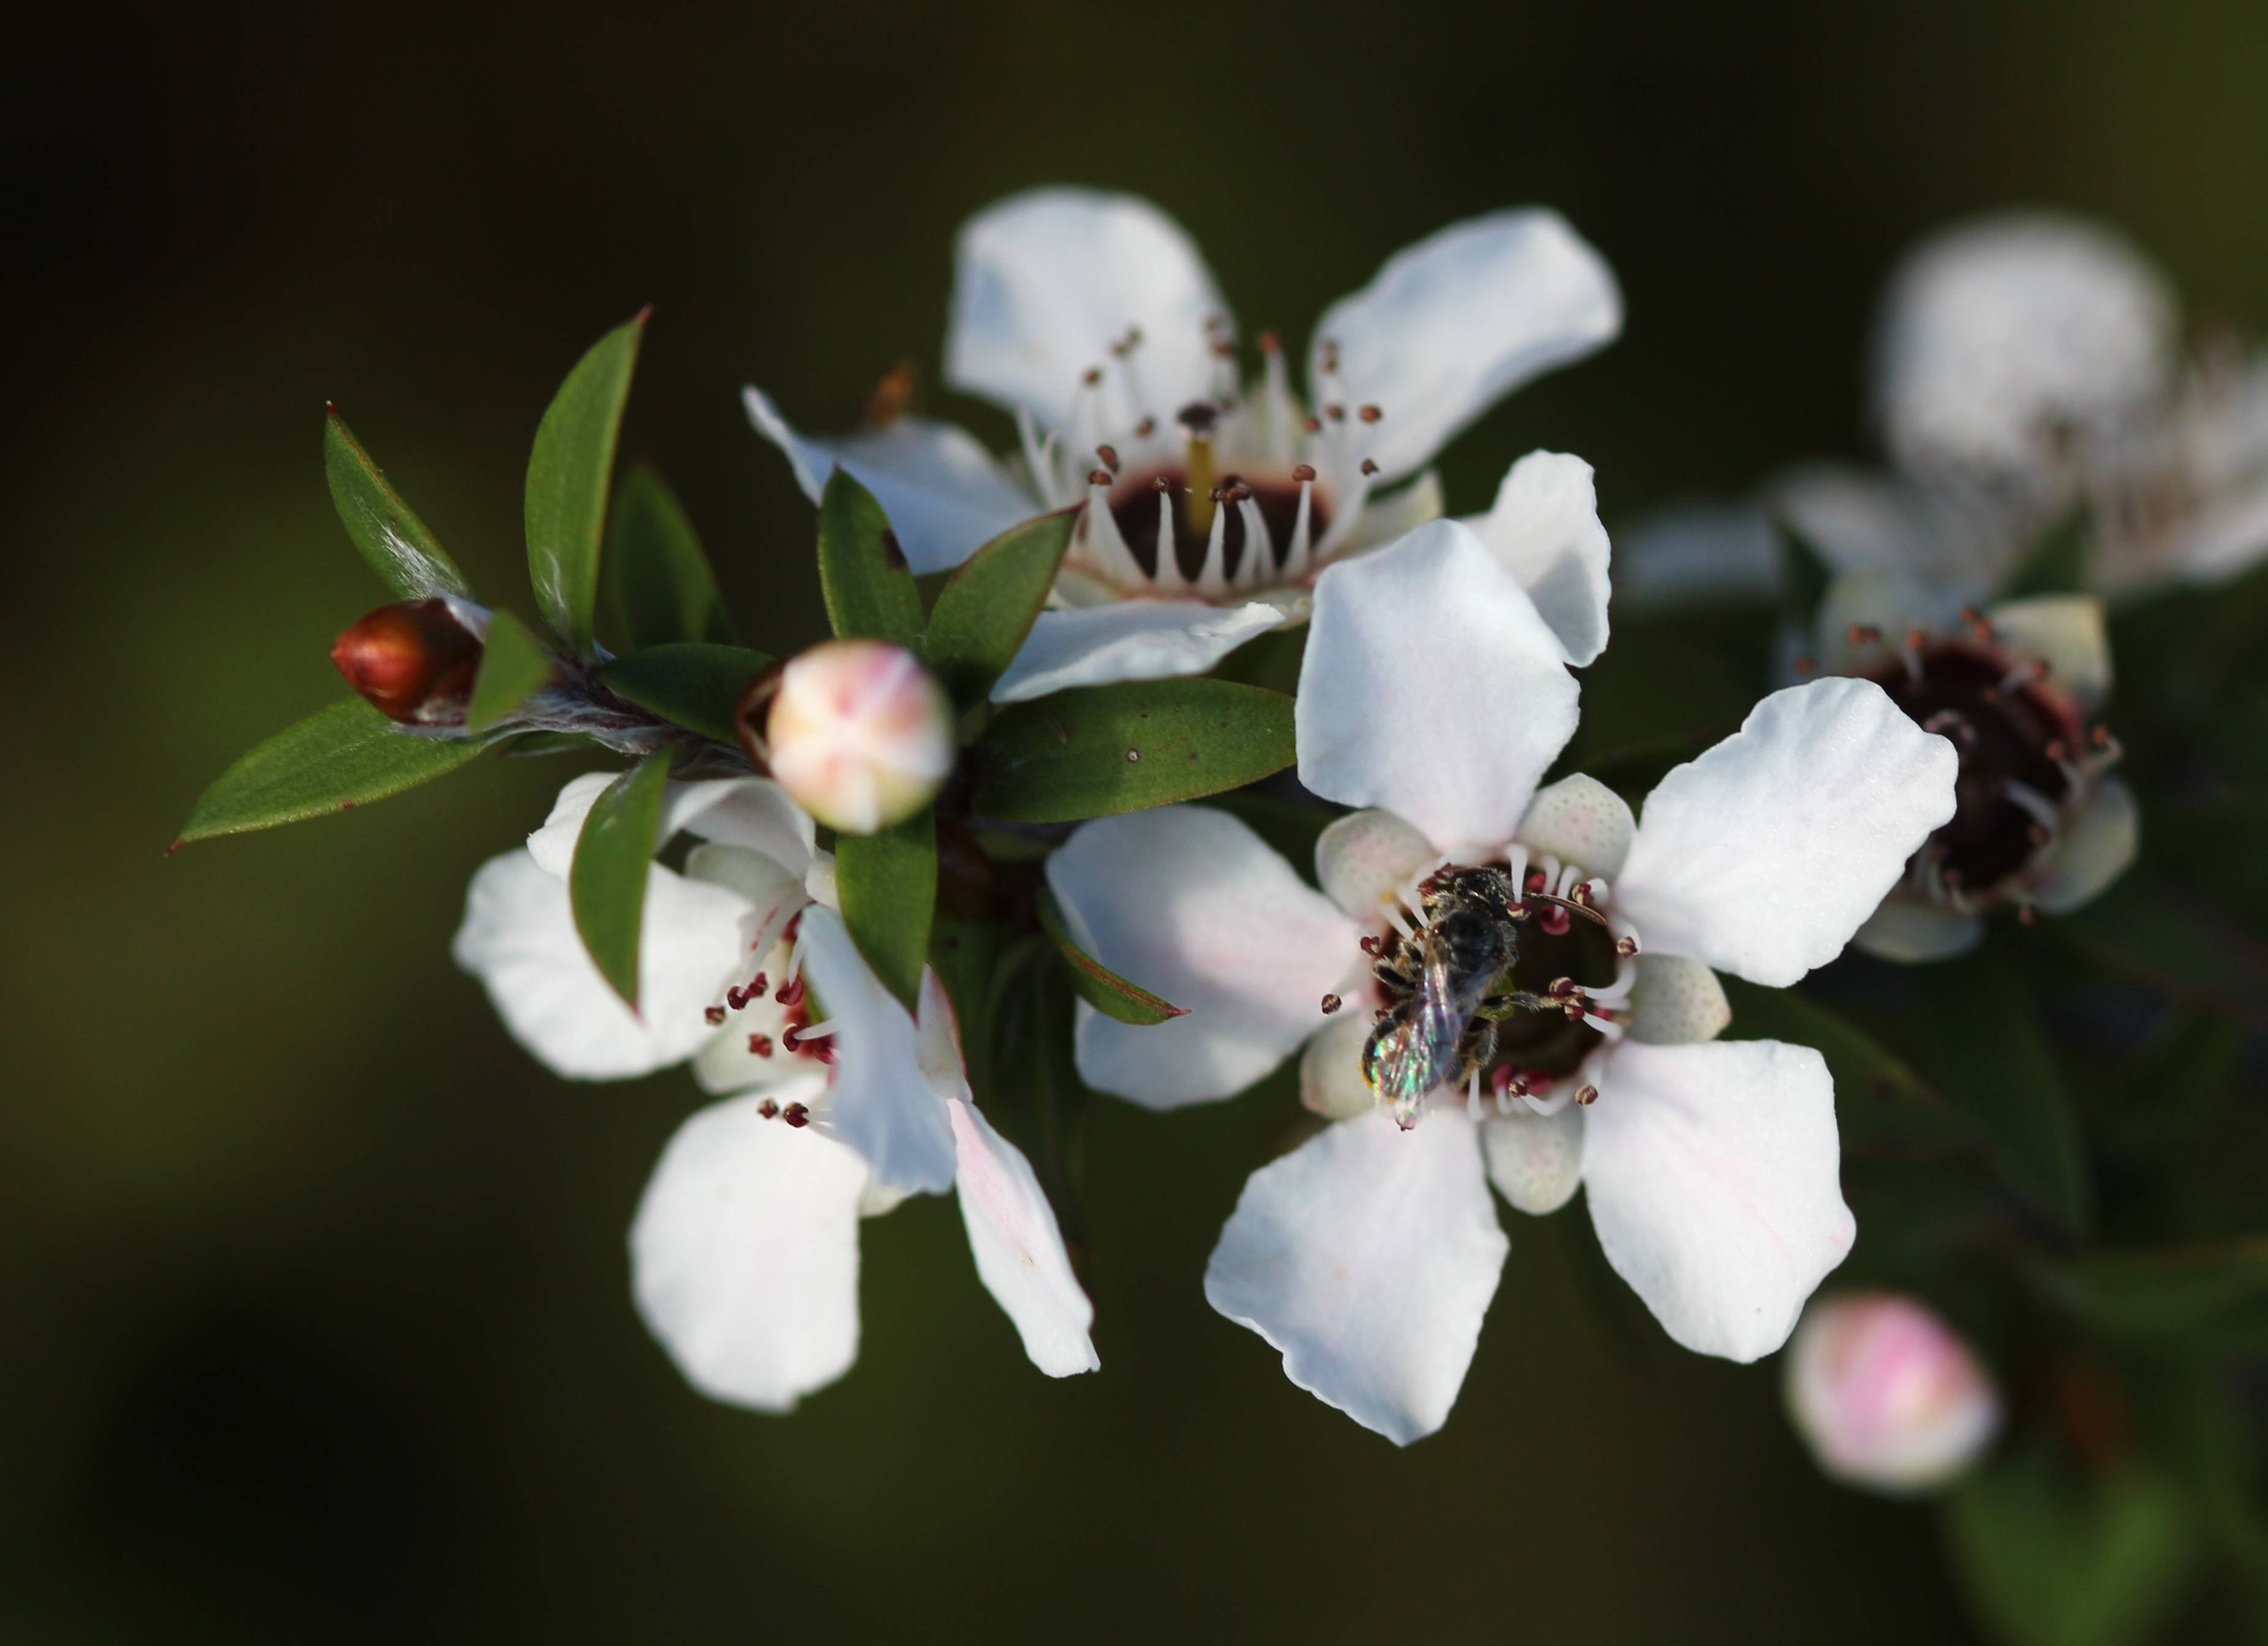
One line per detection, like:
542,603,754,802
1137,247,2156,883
329,598,486,725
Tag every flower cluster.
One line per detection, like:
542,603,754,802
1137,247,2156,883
178,190,2268,1629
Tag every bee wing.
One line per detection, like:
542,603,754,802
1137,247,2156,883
1363,929,1479,1127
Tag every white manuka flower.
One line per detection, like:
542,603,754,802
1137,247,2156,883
1623,211,2268,608
747,187,1621,699
452,773,1095,1410
1045,519,1958,1443
1806,569,2138,961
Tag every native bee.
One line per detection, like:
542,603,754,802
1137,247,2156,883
1361,865,1606,1127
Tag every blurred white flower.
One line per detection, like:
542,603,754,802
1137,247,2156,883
1804,571,2137,961
1785,1291,2002,1494
762,639,954,835
747,187,1621,700
1621,211,2268,607
452,772,1094,1410
1047,520,1957,1443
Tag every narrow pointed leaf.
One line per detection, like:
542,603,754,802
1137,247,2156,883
2031,1239,2268,1349
817,468,923,645
2001,505,2093,599
568,751,672,1009
1037,889,1186,1026
527,313,647,656
176,701,481,843
463,609,557,733
599,644,770,745
607,460,738,649
1773,517,1832,626
1917,951,2092,1235
968,679,1296,823
922,508,1078,707
323,408,472,599
835,807,934,1010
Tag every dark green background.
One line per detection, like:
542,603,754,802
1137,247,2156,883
8,2,2265,1638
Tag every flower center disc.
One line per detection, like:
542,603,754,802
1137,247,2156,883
1107,465,1331,585
1863,641,2079,897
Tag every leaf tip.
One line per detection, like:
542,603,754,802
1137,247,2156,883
164,837,184,857
631,304,654,329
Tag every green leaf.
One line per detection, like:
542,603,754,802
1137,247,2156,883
1916,950,2092,1235
1037,889,1187,1025
526,312,647,657
835,808,935,1010
568,752,672,1009
599,644,770,745
2002,505,2093,599
1773,517,1833,625
968,679,1297,823
2031,1239,2268,1350
1945,1444,2202,1646
462,609,557,734
2049,871,2268,1029
817,468,923,646
322,407,473,599
921,508,1078,706
1719,977,1978,1157
607,460,738,650
176,700,482,844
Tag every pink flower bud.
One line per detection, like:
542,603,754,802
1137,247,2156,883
1785,1291,2001,1495
329,597,486,726
762,639,953,834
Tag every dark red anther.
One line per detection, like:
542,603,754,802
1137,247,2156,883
1302,415,1323,434
1152,475,1173,492
704,1006,727,1026
1257,330,1280,353
1359,458,1380,475
783,1103,810,1128
1135,416,1157,437
775,977,806,1009
1320,993,1342,1015
1615,934,1640,958
1359,933,1383,955
1325,404,1346,422
2090,724,2113,749
757,1099,779,1120
748,1034,773,1058
725,987,746,1011
1088,467,1113,487
748,974,768,999
1082,366,1103,386
1525,871,1547,893
329,598,489,726
1292,463,1317,483
1575,1084,1599,1107
1096,443,1120,472
1357,404,1382,423
1539,903,1572,937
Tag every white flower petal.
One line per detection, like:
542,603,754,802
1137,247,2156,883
1582,1039,1853,1361
1310,209,1622,483
1770,464,1993,590
2030,778,2139,915
744,387,1033,576
1047,807,1360,1109
1851,898,1986,964
629,1084,867,1411
1482,1105,1585,1215
1343,470,1446,552
947,1097,1098,1378
1624,953,1732,1046
1985,595,2112,713
1315,808,1439,923
1300,1012,1377,1121
944,188,1228,426
1463,451,1613,666
1204,1110,1508,1445
1617,678,1959,986
525,772,620,877
1516,773,1635,880
1874,212,2176,480
452,850,747,1080
989,599,1284,704
794,908,957,1194
674,777,817,877
1298,521,1579,854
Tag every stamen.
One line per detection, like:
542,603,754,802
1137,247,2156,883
1195,489,1231,595
1149,480,1188,592
1081,467,1146,587
1279,462,1319,580
1466,1069,1483,1121
1233,489,1272,589
1259,331,1295,463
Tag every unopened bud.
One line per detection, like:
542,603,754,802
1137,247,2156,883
1784,1292,2001,1495
329,597,487,726
762,639,953,834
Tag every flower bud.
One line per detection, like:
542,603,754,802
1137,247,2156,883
1785,1291,2001,1495
759,639,953,834
330,597,487,726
